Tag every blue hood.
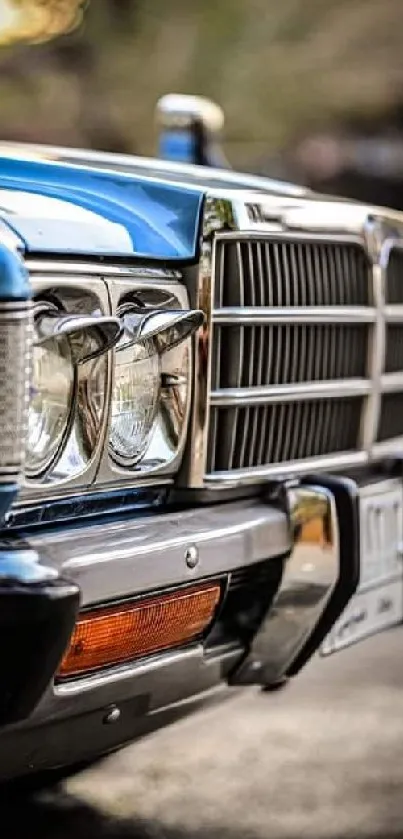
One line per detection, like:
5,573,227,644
0,155,205,261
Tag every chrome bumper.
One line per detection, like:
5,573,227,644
5,499,289,729
0,476,360,779
0,479,361,779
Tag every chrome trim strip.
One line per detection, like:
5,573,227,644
384,306,403,322
372,437,403,456
186,197,236,486
381,372,403,392
54,646,226,698
0,302,33,315
205,451,368,485
211,379,371,406
12,476,173,512
214,230,366,247
28,497,288,607
214,306,377,325
360,221,385,452
33,645,240,726
26,260,182,281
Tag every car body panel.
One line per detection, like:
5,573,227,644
0,154,205,260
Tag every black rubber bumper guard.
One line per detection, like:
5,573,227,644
0,544,79,725
230,474,361,687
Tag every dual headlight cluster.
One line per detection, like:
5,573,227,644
24,273,202,494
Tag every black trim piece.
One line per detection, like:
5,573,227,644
5,486,169,531
0,548,79,725
287,474,360,677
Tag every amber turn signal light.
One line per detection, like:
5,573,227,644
58,582,221,679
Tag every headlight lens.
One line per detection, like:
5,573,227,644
26,335,75,476
109,337,159,466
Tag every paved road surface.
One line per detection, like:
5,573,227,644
5,629,403,838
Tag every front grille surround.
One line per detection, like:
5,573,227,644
189,209,403,487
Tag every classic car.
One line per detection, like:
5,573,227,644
0,0,402,790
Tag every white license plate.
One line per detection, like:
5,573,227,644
321,479,403,656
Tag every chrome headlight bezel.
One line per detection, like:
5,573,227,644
17,263,197,505
26,300,77,479
19,274,113,501
97,278,194,486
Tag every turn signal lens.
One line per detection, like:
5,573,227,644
58,582,221,679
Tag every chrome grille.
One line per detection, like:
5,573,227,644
207,233,373,480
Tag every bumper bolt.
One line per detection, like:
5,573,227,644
103,705,121,725
185,544,199,569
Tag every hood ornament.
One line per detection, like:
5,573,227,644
156,93,229,168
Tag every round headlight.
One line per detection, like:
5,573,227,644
110,337,159,466
26,335,75,476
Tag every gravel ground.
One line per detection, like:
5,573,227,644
5,628,403,839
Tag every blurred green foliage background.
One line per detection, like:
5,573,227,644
0,0,401,178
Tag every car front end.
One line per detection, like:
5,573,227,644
0,145,400,781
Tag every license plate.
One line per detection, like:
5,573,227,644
321,479,403,656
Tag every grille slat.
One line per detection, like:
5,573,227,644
210,398,362,471
219,239,371,308
208,235,372,477
378,393,403,442
385,247,403,304
385,324,403,373
216,323,368,388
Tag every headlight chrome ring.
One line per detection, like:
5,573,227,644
26,302,76,478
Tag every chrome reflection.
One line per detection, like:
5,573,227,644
232,483,339,687
105,286,193,477
27,331,75,477
34,302,121,364
121,308,203,355
27,288,109,485
185,196,236,488
110,336,160,467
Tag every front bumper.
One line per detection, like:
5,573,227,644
0,479,358,780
